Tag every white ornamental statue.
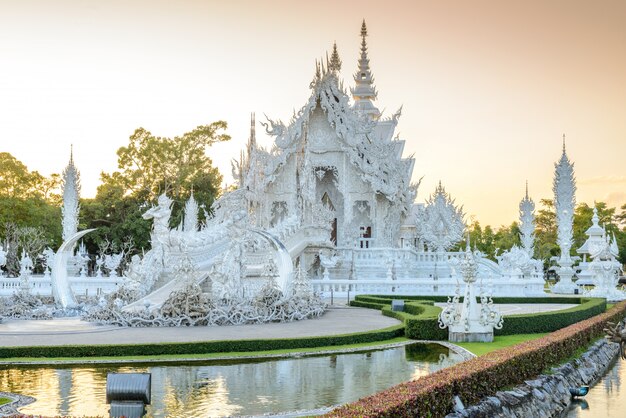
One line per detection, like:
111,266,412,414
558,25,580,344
584,233,625,302
0,245,6,277
519,182,535,257
421,181,465,253
438,239,503,342
552,137,577,294
61,147,81,243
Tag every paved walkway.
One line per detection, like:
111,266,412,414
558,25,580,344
0,303,576,348
0,306,400,347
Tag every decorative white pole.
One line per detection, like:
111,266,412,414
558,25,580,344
552,136,577,294
519,181,535,257
61,146,81,243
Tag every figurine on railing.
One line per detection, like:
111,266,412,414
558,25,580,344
41,247,55,277
0,245,6,277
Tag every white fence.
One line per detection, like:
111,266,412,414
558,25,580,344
0,275,122,298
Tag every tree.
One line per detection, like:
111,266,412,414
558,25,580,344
81,122,230,253
0,153,62,251
534,199,559,265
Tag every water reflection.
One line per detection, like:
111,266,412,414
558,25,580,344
1,343,463,418
567,359,626,418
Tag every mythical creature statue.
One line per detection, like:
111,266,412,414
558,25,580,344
143,193,173,245
19,250,34,277
104,253,123,277
41,247,55,275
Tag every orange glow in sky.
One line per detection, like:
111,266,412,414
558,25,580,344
1,0,625,226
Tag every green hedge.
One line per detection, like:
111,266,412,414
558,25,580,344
327,301,626,417
495,297,606,335
352,295,607,340
0,324,405,359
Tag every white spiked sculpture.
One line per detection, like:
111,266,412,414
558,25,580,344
183,192,199,233
519,182,535,257
61,146,81,242
422,181,465,253
438,239,503,342
552,136,578,294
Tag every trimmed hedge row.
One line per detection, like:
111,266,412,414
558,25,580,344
495,297,606,336
0,324,405,359
326,301,626,418
351,295,607,339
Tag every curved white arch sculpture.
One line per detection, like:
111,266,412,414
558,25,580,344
51,228,95,309
249,228,294,292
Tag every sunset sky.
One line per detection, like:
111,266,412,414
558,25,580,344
1,0,625,227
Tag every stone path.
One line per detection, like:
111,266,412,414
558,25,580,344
0,303,576,349
0,306,400,347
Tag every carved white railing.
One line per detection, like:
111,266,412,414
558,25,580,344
0,275,122,297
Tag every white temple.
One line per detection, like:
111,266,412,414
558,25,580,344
1,21,582,309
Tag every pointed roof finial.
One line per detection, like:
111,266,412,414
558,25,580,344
329,41,342,73
562,133,566,154
525,180,529,199
70,144,74,163
351,19,380,118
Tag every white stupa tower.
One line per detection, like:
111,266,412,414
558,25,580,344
350,20,380,119
61,146,81,242
519,181,535,257
552,135,577,294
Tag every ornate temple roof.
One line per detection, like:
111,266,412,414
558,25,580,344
249,22,418,211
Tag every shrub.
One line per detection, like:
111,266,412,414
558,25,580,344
326,301,626,418
352,295,607,340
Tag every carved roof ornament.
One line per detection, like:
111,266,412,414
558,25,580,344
351,20,380,119
422,181,465,252
329,42,342,73
519,181,535,257
553,134,576,262
61,145,81,242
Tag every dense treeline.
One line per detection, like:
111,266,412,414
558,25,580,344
0,122,229,274
461,200,626,265
1,122,625,272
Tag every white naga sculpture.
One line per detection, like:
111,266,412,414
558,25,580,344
421,182,465,253
438,240,503,342
552,137,578,294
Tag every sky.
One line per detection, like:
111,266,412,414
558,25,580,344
0,0,625,227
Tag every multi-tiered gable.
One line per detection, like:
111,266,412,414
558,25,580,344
239,22,418,249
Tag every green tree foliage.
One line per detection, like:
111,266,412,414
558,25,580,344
0,153,62,251
534,199,559,265
81,122,230,253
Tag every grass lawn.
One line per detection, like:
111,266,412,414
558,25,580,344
0,397,11,405
0,336,411,364
455,333,548,356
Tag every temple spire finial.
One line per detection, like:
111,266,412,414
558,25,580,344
525,180,529,199
351,19,380,119
562,133,566,154
329,41,342,73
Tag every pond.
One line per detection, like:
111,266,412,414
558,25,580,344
1,343,463,417
566,357,626,418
